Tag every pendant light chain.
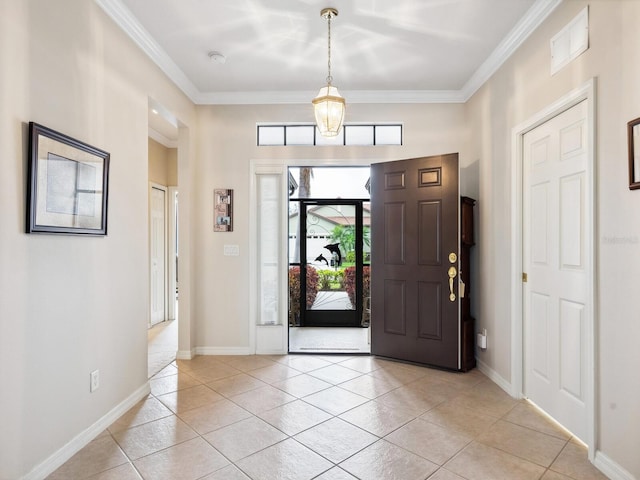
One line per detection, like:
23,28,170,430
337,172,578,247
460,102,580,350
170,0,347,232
326,11,332,85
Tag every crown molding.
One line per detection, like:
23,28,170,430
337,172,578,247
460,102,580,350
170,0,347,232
96,0,561,106
95,0,201,102
346,89,467,104
460,0,563,101
194,89,467,105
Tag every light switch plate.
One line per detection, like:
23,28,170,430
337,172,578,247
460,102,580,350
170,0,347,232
224,244,239,256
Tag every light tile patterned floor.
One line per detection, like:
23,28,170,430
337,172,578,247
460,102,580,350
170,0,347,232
47,355,609,480
147,319,178,378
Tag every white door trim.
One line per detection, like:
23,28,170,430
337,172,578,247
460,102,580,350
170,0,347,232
249,161,290,354
149,182,169,326
511,78,596,459
167,186,178,321
249,157,384,355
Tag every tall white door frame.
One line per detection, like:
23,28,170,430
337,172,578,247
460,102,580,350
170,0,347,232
167,186,178,321
149,184,179,324
250,163,289,354
510,79,596,459
249,158,378,354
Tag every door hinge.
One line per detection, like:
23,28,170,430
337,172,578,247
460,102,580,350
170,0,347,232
522,272,528,283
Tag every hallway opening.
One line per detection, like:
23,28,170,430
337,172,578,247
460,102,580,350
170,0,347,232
147,97,181,376
147,177,179,376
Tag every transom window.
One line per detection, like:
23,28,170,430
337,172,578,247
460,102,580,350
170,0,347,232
257,124,402,146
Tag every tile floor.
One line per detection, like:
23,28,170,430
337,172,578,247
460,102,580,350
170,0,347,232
148,319,178,378
47,355,609,480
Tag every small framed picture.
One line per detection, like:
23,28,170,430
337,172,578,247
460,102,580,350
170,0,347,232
26,122,110,235
214,188,233,232
628,117,640,190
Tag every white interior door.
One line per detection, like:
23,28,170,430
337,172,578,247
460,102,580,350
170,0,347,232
150,184,167,326
523,99,590,440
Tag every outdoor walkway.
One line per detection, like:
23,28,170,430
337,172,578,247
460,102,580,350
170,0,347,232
311,291,353,310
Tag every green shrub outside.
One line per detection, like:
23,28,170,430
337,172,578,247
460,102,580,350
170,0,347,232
316,269,345,290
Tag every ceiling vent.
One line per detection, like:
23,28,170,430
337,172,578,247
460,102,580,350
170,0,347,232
550,6,589,75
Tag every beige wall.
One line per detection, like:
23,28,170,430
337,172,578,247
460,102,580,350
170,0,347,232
148,137,178,186
167,147,178,186
466,1,640,476
0,1,195,478
193,103,471,349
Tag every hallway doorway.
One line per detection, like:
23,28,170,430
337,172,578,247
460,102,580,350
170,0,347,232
147,186,179,377
147,97,181,374
147,185,179,377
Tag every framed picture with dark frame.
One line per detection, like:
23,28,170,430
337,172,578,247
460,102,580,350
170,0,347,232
214,188,233,232
628,117,640,190
27,122,110,235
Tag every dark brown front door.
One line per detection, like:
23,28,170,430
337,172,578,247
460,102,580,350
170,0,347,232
370,154,460,369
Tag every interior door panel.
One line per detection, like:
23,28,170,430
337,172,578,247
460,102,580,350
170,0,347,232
371,154,460,369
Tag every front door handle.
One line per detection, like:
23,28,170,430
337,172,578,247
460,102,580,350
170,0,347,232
448,266,457,302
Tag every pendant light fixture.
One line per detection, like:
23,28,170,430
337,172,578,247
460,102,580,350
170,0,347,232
312,7,345,137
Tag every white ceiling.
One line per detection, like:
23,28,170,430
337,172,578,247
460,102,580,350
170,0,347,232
99,0,561,107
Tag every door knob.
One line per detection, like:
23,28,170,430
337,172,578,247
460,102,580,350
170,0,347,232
448,266,457,301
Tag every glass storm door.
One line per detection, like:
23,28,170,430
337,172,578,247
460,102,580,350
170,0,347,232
295,200,366,327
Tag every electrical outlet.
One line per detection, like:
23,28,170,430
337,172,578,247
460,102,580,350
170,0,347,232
90,370,100,392
477,329,487,349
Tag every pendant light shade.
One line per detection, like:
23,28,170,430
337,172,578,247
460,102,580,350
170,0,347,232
313,85,345,137
312,8,345,137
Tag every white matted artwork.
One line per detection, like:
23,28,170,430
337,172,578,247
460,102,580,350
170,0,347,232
214,188,233,232
27,122,110,235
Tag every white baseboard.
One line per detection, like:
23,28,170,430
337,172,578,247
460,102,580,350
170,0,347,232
475,357,518,398
256,348,287,355
181,346,271,357
23,382,150,480
594,450,637,480
256,324,286,355
176,349,195,360
195,346,253,356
